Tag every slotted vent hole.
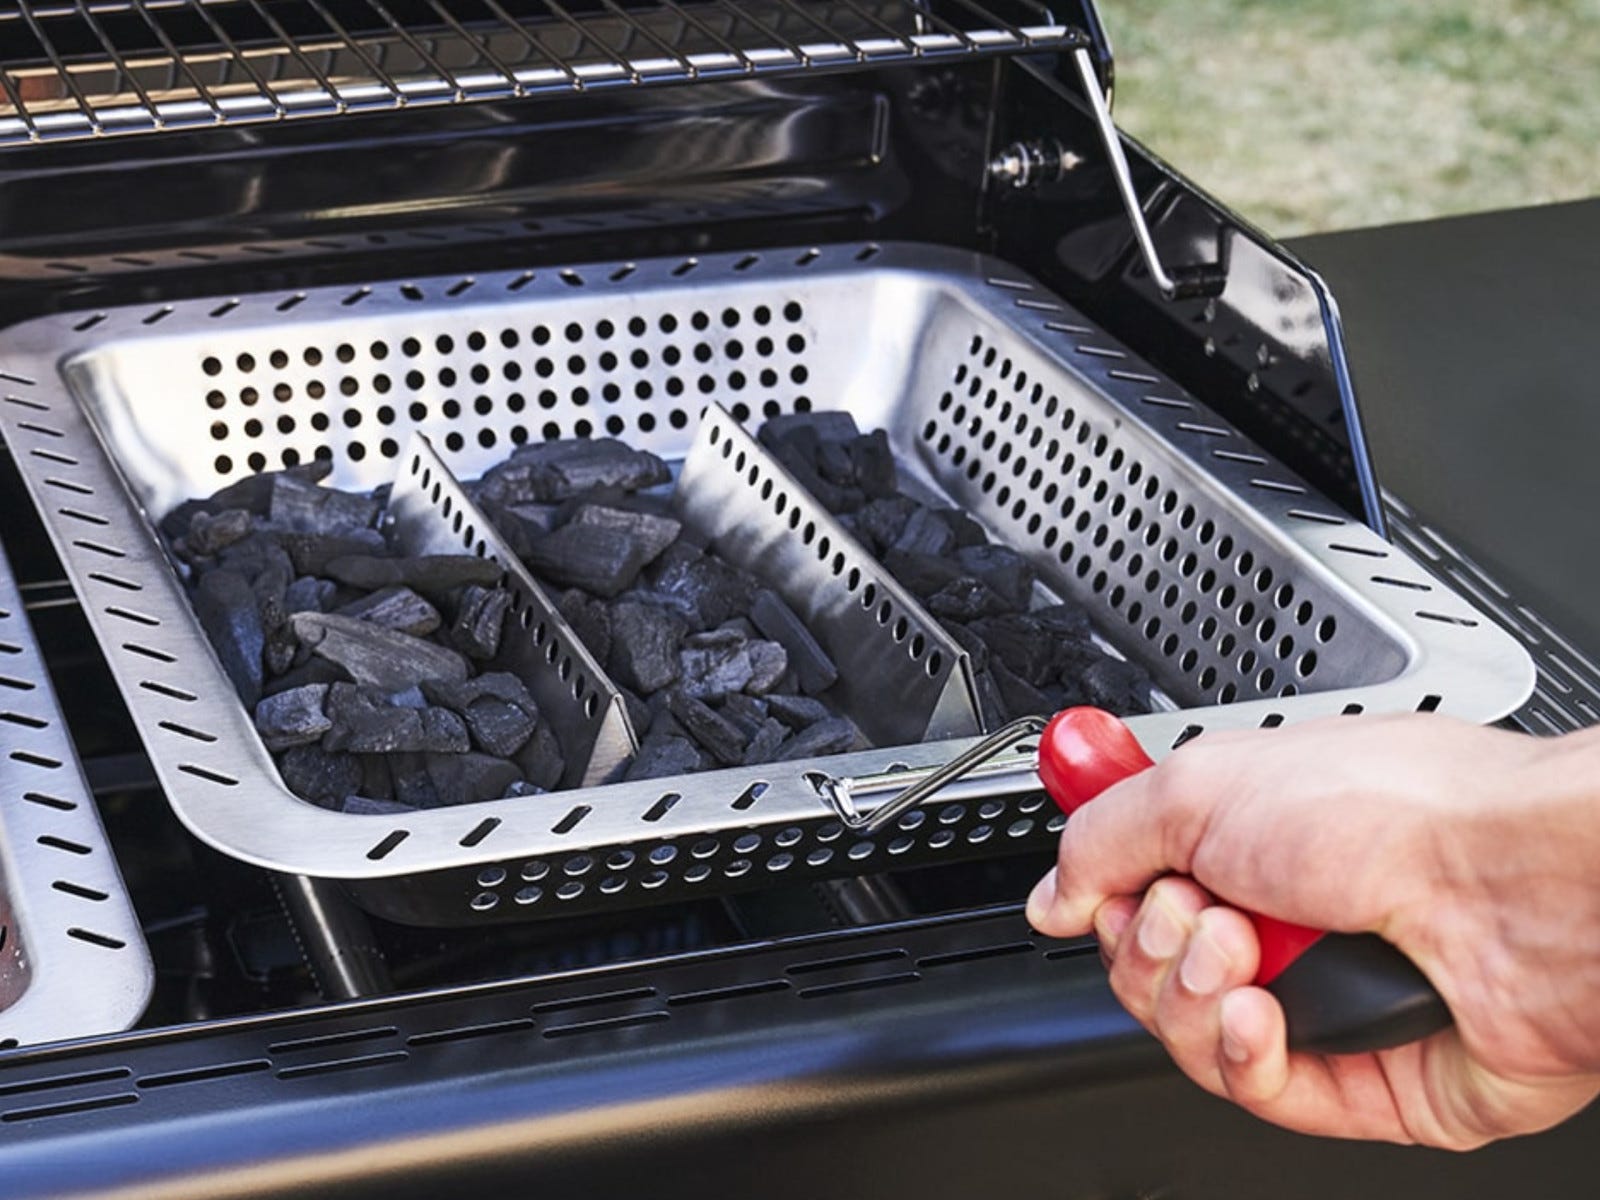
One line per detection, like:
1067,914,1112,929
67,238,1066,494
917,333,1360,705
195,297,813,484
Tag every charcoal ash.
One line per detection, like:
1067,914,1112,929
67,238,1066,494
756,411,1154,723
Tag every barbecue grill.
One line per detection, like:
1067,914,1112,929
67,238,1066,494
0,2,1592,1196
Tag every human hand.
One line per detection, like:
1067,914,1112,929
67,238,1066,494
1025,713,1600,1148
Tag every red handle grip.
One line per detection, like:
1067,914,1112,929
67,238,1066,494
1036,706,1321,985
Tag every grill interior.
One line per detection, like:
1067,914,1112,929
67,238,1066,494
0,241,1534,928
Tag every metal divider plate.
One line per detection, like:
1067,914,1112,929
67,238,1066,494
678,405,981,745
389,434,636,787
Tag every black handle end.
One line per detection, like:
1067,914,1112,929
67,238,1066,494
1267,933,1451,1055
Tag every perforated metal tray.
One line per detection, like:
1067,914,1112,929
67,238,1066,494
0,242,1534,924
0,539,152,1047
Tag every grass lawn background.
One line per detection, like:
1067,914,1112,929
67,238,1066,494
1103,0,1600,235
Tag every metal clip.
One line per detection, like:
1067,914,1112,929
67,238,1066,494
1070,48,1227,301
816,716,1049,834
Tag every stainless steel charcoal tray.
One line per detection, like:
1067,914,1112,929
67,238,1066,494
0,539,152,1047
0,242,1535,924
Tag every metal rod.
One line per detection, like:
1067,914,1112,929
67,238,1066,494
1071,46,1186,299
707,0,809,67
651,0,754,73
299,0,407,105
0,67,41,142
476,0,584,89
362,0,467,99
589,0,696,77
182,0,285,118
273,874,392,1002
239,0,351,111
831,716,1047,834
75,1,166,126
131,0,225,123
424,0,522,95
15,1,104,135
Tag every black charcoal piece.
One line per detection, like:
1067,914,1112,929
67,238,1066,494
606,599,687,694
745,639,789,695
758,411,861,451
341,795,416,816
623,734,705,782
285,575,336,615
741,718,790,766
194,567,266,706
268,475,381,535
891,507,956,558
847,430,898,499
618,687,651,738
525,505,681,598
261,656,348,697
938,508,989,549
764,692,831,730
358,752,395,801
337,586,441,636
556,589,613,666
925,577,1011,621
968,613,1061,688
767,437,864,514
749,590,837,695
940,621,990,672
323,554,502,594
476,438,671,506
485,501,564,559
451,586,511,660
815,437,856,487
989,656,1054,719
184,508,253,558
423,672,539,758
645,544,760,630
883,550,965,600
1080,656,1154,715
973,667,1009,728
274,529,389,576
715,616,759,640
207,460,334,517
160,498,214,544
666,689,748,766
646,705,689,742
278,743,362,807
776,716,861,761
323,683,470,754
515,723,566,790
217,534,295,591
719,692,769,739
291,612,470,691
424,751,523,807
677,629,753,701
854,497,919,555
389,752,440,808
253,683,332,751
263,622,299,678
500,780,546,799
954,545,1036,611
1033,602,1095,641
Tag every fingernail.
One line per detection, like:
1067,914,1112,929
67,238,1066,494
1137,896,1186,960
1178,929,1230,996
1025,869,1058,930
1220,992,1251,1063
1093,902,1133,955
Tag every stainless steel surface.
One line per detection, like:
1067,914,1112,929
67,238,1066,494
392,433,637,786
0,539,152,1048
272,874,391,1000
679,404,982,746
848,715,1046,833
0,241,1536,921
0,0,1080,146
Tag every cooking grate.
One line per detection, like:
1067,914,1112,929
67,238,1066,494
0,0,1080,145
0,241,1534,924
0,538,152,1048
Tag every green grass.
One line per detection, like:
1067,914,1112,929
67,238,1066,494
1101,0,1600,234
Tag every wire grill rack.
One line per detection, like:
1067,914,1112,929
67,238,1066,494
0,0,1079,145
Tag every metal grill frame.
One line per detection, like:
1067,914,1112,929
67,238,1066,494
0,241,1535,922
0,540,152,1048
0,0,1081,145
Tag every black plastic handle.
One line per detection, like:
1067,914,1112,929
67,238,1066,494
1267,932,1451,1054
